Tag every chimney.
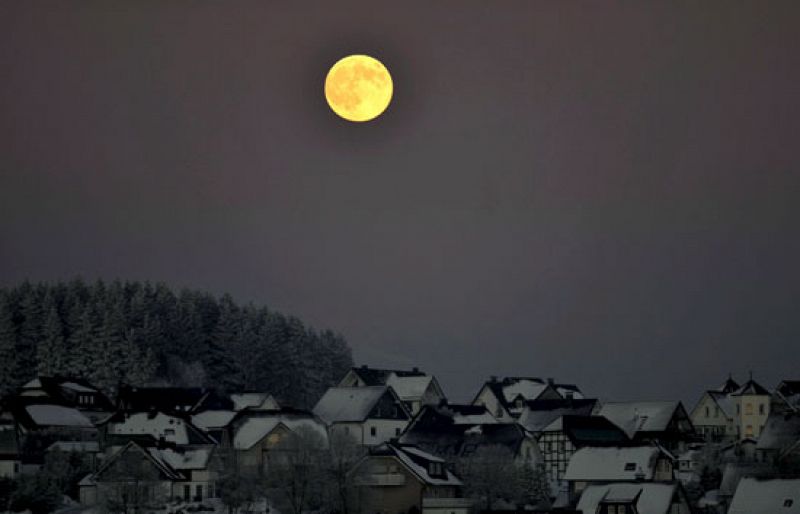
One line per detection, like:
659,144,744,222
547,377,555,385
490,375,498,383
412,366,419,373
361,364,368,369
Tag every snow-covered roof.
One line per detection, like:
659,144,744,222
596,402,679,437
386,375,433,400
233,413,328,450
501,379,550,404
22,378,42,389
577,483,678,514
756,411,800,451
150,446,212,470
230,393,279,411
313,386,390,423
517,399,597,433
708,391,737,419
564,446,663,481
61,381,96,393
728,478,800,514
47,441,100,453
108,412,195,445
25,405,94,428
191,410,238,430
367,443,462,487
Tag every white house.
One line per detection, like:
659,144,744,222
313,386,411,446
338,366,446,415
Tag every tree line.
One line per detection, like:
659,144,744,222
0,279,353,408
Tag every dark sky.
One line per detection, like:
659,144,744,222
2,1,799,405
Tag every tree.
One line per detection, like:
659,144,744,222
37,306,67,376
266,426,328,514
456,445,531,510
325,430,366,514
0,294,18,396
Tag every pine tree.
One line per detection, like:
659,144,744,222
37,306,67,376
0,294,19,397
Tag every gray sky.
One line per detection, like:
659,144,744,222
2,1,799,404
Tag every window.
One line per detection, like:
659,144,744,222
395,427,401,436
759,404,766,415
715,407,720,418
164,428,175,436
737,404,740,414
370,426,377,437
745,403,753,415
705,406,710,417
13,462,19,473
624,463,636,471
183,485,191,501
745,425,754,437
196,484,203,500
344,426,350,435
785,499,794,508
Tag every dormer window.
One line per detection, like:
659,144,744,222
429,462,443,477
785,499,794,508
164,428,176,436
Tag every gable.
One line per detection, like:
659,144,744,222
95,445,180,482
368,390,409,420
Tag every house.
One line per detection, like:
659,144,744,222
517,398,598,434
727,477,800,514
576,482,691,514
101,410,215,455
349,442,471,514
313,386,411,446
399,402,540,466
230,409,328,474
190,409,239,445
471,377,582,421
563,445,674,499
595,401,696,453
115,385,233,415
755,406,800,464
537,415,629,482
691,376,772,441
86,440,218,506
730,377,771,439
18,376,114,423
339,366,446,415
690,376,740,441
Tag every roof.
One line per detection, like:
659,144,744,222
517,398,598,433
94,441,186,482
350,366,427,386
596,401,684,438
149,446,213,470
731,379,770,396
46,441,100,453
542,415,629,446
233,411,328,450
230,393,279,411
728,478,800,514
707,391,737,419
116,385,233,414
24,404,93,428
756,410,800,452
475,377,582,414
106,411,214,445
17,376,114,411
577,483,679,514
313,386,404,423
191,410,239,430
363,443,462,486
385,374,435,400
714,376,741,394
564,446,665,481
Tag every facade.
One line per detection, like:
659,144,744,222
691,376,772,441
576,482,691,514
349,442,469,514
731,378,771,439
537,415,629,482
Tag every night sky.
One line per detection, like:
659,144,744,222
2,1,799,404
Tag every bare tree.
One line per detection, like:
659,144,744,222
456,445,546,510
265,425,328,514
325,430,366,514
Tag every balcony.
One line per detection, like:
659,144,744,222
354,473,406,486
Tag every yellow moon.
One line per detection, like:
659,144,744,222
325,55,393,122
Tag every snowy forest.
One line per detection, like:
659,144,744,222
0,280,353,408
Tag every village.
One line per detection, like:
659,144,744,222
0,367,797,514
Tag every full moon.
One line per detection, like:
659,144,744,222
325,55,393,122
